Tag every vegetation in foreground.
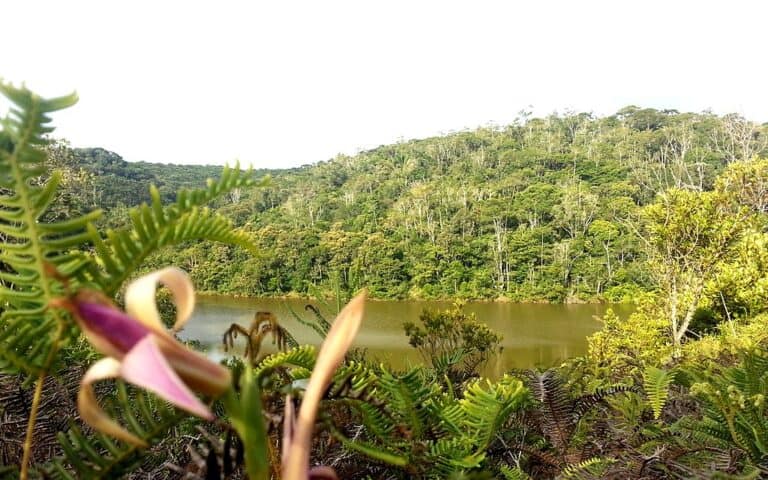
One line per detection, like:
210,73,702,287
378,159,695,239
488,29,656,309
1,82,768,479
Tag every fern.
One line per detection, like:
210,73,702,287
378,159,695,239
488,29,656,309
499,465,532,480
327,424,408,468
253,344,317,379
458,376,528,450
428,436,484,475
327,366,529,478
285,303,331,340
0,82,262,376
378,367,437,440
643,366,675,420
0,81,84,375
43,383,186,479
526,370,574,452
329,360,379,400
682,350,768,465
560,457,614,479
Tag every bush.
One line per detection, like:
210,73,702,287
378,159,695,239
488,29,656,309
404,304,503,384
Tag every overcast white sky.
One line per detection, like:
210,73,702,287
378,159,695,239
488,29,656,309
3,1,767,168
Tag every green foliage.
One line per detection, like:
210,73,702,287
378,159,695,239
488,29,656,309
222,367,269,480
87,165,260,296
57,110,768,303
456,377,529,451
338,370,529,478
0,82,262,477
511,369,635,477
286,303,332,340
253,344,317,379
642,366,676,420
499,465,532,480
683,350,768,465
0,82,259,376
4,80,768,479
0,81,85,374
404,305,502,383
255,339,529,478
560,457,615,479
641,185,753,345
586,302,672,380
44,383,185,479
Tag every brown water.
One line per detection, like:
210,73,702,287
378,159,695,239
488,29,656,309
179,296,632,376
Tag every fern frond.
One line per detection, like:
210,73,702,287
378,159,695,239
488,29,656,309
560,457,614,479
43,383,186,479
378,367,436,439
574,384,636,418
87,168,261,295
253,345,317,379
285,303,331,339
674,415,732,448
643,366,676,420
526,370,574,452
428,436,484,475
329,361,378,398
328,424,409,467
0,81,84,374
350,400,395,441
499,465,532,480
457,375,528,450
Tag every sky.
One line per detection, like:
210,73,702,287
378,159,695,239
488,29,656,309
3,0,768,168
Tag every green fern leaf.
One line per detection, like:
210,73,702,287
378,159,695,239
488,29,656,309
499,465,532,480
643,366,676,420
560,457,614,479
428,436,485,476
378,367,436,439
43,383,185,479
457,375,528,450
253,344,317,378
328,424,409,467
0,81,86,374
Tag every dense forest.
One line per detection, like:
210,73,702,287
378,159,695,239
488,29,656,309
55,107,768,302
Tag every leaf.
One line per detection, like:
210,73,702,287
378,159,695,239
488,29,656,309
222,366,269,480
43,385,185,479
643,366,675,420
0,81,86,375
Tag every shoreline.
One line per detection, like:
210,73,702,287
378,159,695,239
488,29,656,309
194,290,634,305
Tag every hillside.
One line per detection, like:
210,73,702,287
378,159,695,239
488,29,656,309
67,107,768,301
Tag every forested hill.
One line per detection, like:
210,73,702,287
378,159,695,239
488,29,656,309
64,107,768,301
70,147,279,207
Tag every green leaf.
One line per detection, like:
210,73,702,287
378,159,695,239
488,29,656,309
223,367,269,480
643,366,675,420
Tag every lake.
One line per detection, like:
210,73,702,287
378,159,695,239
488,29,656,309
179,296,632,377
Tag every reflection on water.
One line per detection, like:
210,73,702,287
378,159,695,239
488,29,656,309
179,296,632,377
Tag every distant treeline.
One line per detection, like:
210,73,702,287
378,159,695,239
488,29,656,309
52,107,768,301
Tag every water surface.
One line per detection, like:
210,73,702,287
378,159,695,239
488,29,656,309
180,296,631,377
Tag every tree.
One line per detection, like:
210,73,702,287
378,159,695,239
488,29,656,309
640,188,751,347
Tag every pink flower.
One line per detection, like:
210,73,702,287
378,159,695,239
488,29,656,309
62,268,231,446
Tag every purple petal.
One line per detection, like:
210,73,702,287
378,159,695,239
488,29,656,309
120,335,213,420
76,301,151,356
